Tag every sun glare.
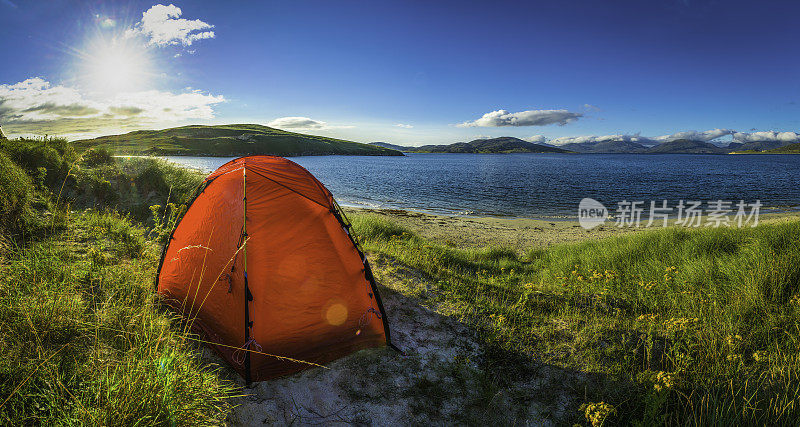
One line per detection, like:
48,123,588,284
80,37,152,94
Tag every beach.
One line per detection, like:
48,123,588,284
343,207,800,250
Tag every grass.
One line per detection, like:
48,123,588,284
0,210,236,425
0,137,235,425
2,136,800,424
350,214,800,425
71,124,403,157
0,152,35,234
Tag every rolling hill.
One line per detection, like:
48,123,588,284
72,124,404,156
725,140,794,152
560,140,649,153
644,139,728,154
369,142,414,151
409,137,573,154
764,142,800,153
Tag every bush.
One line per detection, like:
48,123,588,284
121,158,202,205
2,137,76,189
0,152,34,234
81,147,114,167
74,165,121,206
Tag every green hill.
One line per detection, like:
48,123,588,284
765,142,800,153
412,137,573,153
645,139,728,154
369,141,414,151
72,124,403,156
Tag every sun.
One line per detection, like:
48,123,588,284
79,36,153,94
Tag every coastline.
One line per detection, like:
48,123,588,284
343,206,800,250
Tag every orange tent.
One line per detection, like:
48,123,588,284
155,156,393,383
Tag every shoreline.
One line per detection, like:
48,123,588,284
343,206,800,250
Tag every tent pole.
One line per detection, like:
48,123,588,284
243,166,252,385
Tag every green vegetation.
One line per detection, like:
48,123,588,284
0,152,35,234
766,142,800,154
3,136,800,424
72,124,403,157
0,137,233,424
350,214,800,424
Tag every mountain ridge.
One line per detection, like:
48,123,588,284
369,137,573,154
73,124,404,157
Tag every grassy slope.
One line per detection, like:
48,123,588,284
766,142,800,154
350,214,800,425
72,124,403,157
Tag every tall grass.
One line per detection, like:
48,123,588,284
0,152,34,234
351,214,800,424
0,210,235,425
0,138,232,424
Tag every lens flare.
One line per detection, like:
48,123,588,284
78,35,153,94
325,303,348,326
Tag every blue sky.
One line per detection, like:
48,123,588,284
2,0,800,145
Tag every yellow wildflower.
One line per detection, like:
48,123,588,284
725,334,743,346
653,371,674,392
581,401,616,427
663,317,699,332
636,313,659,323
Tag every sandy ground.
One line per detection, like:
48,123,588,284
222,208,800,425
225,254,585,426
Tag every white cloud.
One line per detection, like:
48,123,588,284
394,123,413,128
457,109,582,127
0,77,224,137
126,4,215,47
268,117,326,129
549,133,655,146
266,116,354,131
653,128,734,143
524,135,547,144
733,131,800,143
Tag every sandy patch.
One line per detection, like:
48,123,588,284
343,207,800,250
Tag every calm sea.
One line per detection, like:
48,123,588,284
160,153,800,219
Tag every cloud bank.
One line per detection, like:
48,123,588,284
732,131,800,143
0,77,224,136
541,128,800,146
126,4,215,47
458,109,582,127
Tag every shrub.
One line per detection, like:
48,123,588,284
0,152,34,234
81,147,114,167
1,137,76,189
119,158,203,206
